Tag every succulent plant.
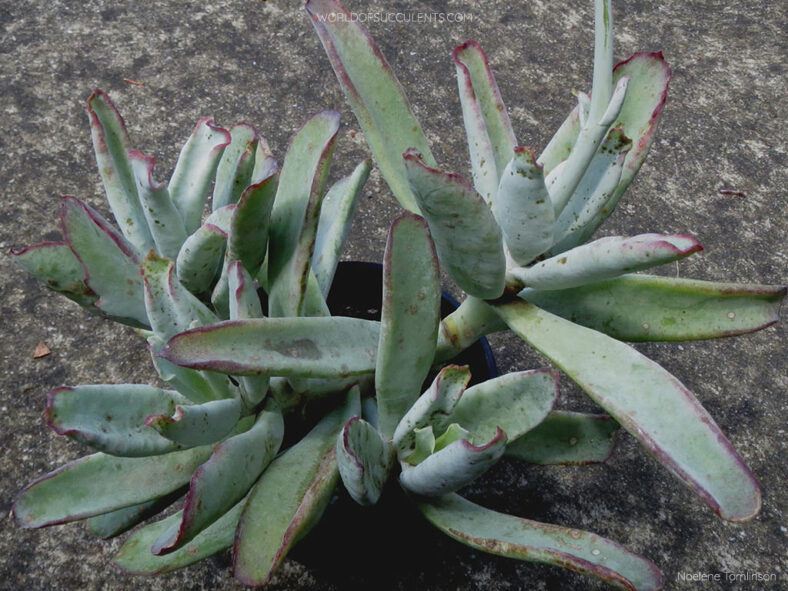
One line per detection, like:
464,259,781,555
9,2,785,591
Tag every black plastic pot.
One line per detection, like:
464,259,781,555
285,261,499,588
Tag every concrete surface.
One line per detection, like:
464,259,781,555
0,1,785,589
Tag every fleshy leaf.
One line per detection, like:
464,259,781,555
434,295,507,364
418,493,663,591
312,159,371,296
168,117,231,234
59,195,148,327
112,495,246,575
306,0,434,212
521,274,787,341
151,406,284,554
449,369,558,442
175,222,227,295
85,89,153,254
494,299,761,521
375,213,441,439
212,123,259,211
267,111,339,317
145,398,243,447
405,425,437,466
492,147,555,265
142,253,219,340
87,487,185,539
453,40,517,204
129,150,188,260
159,316,380,378
392,365,471,456
226,168,278,275
399,429,506,496
551,127,631,251
232,388,360,585
148,336,222,404
11,242,97,309
337,416,392,506
227,262,269,407
509,234,702,291
403,150,505,299
505,411,620,465
13,444,224,528
45,384,190,456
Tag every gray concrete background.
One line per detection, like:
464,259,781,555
0,1,785,589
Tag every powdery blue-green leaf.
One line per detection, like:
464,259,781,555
232,388,360,585
392,365,471,456
11,241,97,309
175,222,227,295
142,253,218,340
44,384,190,457
204,204,235,235
268,111,340,317
434,295,507,364
404,150,505,299
494,299,761,522
227,168,278,274
227,262,270,407
59,195,148,327
86,487,185,539
337,416,392,506
151,406,284,554
159,317,380,378
505,411,620,465
493,147,555,265
509,234,702,291
168,117,231,234
453,40,516,204
312,159,371,296
546,76,629,215
148,336,223,404
145,398,243,447
400,428,506,496
375,213,441,439
306,0,434,212
112,495,246,575
449,369,558,442
418,494,663,591
129,150,188,260
405,425,437,466
520,274,787,342
13,446,217,528
85,89,153,254
551,127,631,252
212,123,259,211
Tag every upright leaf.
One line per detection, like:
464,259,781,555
375,213,441,439
233,388,360,585
151,406,284,554
418,494,663,591
404,150,505,299
168,117,231,233
227,168,278,274
85,89,153,253
306,0,434,212
337,416,392,506
59,196,148,327
494,299,761,522
453,40,516,204
129,151,188,260
175,222,227,295
492,147,555,265
212,123,259,211
267,111,339,317
312,160,371,296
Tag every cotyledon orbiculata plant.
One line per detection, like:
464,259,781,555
9,1,786,590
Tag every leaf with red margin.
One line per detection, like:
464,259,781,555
336,416,393,506
418,493,663,591
232,388,360,585
493,299,761,522
306,0,434,212
212,123,260,211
